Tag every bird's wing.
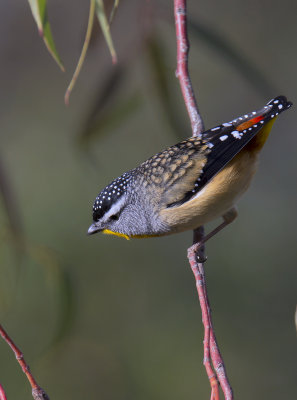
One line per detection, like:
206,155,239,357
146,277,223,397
139,137,208,206
165,95,292,207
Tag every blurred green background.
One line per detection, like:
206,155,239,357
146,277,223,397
0,1,296,399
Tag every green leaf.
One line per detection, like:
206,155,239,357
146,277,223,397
28,0,64,71
65,0,96,105
109,0,120,23
95,0,117,64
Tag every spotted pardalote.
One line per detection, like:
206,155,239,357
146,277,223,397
88,96,292,241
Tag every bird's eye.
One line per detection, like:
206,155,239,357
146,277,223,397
110,214,119,221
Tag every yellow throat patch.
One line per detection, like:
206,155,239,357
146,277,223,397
102,229,162,240
102,229,130,240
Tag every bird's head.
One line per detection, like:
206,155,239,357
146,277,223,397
87,171,160,239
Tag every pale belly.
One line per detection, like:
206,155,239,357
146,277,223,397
161,151,259,234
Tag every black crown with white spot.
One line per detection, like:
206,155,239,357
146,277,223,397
92,172,133,221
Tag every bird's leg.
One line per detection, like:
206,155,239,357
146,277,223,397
194,207,238,259
203,207,238,245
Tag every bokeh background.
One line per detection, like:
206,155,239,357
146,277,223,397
0,1,296,399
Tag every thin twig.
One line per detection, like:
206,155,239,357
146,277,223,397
173,1,233,399
0,324,49,400
189,229,220,400
0,383,7,400
174,0,204,136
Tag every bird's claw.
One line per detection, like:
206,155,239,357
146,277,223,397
196,250,207,263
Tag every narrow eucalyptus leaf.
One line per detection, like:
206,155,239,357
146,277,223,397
65,0,96,105
95,0,117,63
27,0,64,71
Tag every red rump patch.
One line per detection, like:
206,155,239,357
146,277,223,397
236,115,264,131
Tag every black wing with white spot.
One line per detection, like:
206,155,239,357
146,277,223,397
168,96,292,207
198,96,292,190
197,123,262,190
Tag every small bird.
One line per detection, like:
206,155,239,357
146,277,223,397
88,96,292,243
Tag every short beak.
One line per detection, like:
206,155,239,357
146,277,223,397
87,223,102,235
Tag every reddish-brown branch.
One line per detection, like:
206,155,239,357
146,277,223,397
0,383,7,400
174,1,233,399
0,324,49,400
174,0,204,136
188,231,220,400
210,329,233,400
